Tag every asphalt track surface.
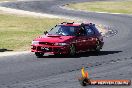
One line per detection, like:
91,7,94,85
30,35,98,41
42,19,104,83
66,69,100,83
0,0,132,88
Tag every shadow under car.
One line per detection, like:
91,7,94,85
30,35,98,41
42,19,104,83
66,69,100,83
38,51,122,58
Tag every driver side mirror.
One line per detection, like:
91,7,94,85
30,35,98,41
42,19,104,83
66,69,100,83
44,31,48,35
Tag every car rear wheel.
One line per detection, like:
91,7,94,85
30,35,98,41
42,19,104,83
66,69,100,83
94,40,101,52
69,44,76,56
35,52,44,58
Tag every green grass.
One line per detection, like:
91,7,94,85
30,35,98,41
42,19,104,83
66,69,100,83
0,14,70,51
66,1,132,14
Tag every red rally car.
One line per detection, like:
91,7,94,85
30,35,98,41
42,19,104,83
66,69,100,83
31,22,104,57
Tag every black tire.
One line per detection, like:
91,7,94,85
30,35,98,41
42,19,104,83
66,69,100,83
69,44,76,56
94,40,101,52
35,52,44,58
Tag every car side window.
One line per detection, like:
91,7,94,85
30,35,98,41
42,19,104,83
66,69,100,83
76,27,86,36
85,26,95,36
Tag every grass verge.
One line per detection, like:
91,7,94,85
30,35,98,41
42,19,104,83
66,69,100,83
66,1,132,14
0,13,69,51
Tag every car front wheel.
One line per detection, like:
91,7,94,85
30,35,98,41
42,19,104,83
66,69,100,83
69,44,76,56
35,52,44,58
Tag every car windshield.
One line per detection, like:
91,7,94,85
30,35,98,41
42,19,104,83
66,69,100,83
48,25,77,36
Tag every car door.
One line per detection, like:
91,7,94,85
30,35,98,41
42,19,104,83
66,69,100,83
84,25,96,50
75,27,88,52
75,36,88,52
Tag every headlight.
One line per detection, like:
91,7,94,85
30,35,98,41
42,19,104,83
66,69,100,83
54,43,68,46
32,41,39,45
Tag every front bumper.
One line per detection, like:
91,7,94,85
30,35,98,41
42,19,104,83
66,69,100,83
31,44,70,55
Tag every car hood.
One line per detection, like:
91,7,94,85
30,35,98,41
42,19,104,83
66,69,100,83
33,35,74,43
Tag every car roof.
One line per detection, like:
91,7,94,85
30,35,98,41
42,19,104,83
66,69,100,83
58,22,94,27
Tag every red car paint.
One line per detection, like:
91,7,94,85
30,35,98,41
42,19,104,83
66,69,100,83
31,22,104,57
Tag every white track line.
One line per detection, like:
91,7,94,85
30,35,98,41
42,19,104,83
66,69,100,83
0,51,30,57
0,6,83,20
